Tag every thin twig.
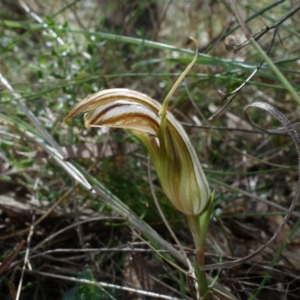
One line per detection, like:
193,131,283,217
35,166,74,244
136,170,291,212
230,0,251,38
201,100,300,271
15,215,35,300
209,23,280,121
210,2,300,120
231,0,300,105
234,3,300,53
20,269,182,300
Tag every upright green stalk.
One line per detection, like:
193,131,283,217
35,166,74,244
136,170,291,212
187,192,214,299
187,215,210,299
249,38,300,105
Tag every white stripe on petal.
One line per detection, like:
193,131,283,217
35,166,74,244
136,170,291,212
84,101,160,136
64,89,161,121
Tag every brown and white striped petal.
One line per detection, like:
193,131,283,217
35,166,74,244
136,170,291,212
64,89,161,122
83,101,160,136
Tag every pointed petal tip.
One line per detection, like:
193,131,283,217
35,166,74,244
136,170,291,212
63,113,72,123
63,110,77,122
63,102,83,122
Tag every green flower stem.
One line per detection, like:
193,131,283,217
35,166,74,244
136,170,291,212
187,215,210,300
187,193,214,299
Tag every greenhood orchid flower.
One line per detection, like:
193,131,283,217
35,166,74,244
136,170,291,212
64,43,210,217
65,42,213,297
64,87,211,216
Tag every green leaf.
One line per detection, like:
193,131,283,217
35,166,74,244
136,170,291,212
62,270,116,300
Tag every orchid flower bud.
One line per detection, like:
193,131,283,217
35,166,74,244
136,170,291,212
64,48,210,216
